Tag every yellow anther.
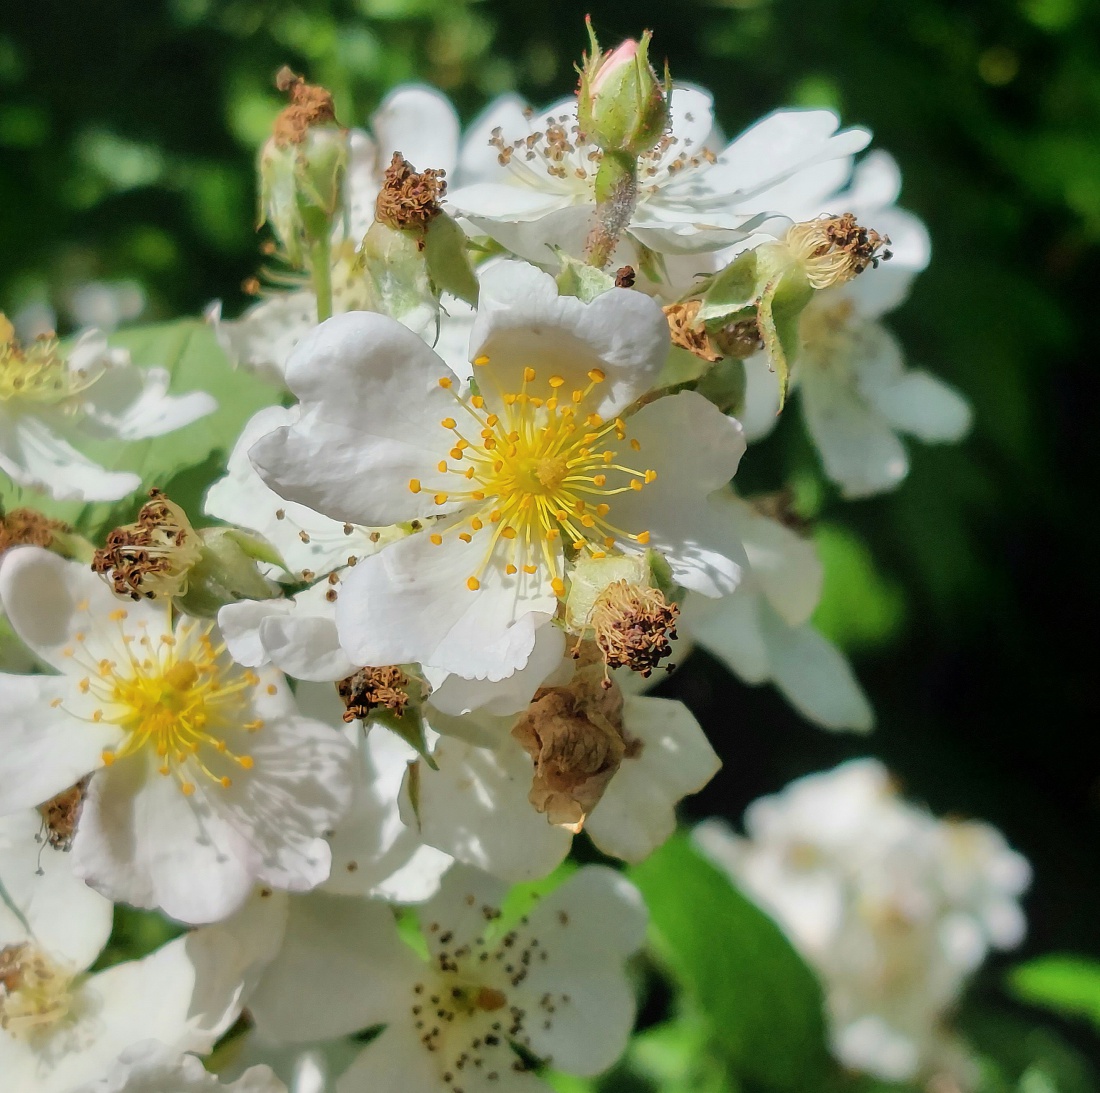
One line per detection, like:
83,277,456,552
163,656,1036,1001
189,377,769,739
79,678,90,693
471,395,485,409
108,609,128,621
636,530,651,544
219,776,232,788
603,451,614,463
467,576,481,591
239,756,254,770
101,749,115,765
586,413,603,427
474,354,490,366
459,532,472,543
434,492,448,505
546,529,560,540
596,503,610,516
523,564,537,574
604,536,615,548
486,414,499,426
593,550,607,558
630,479,643,491
506,564,518,575
501,526,517,540
546,397,558,411
409,479,422,493
572,389,584,403
181,782,195,797
441,417,457,430
581,515,595,528
551,577,566,597
472,491,486,501
471,516,484,531
438,376,453,388
572,540,585,550
630,439,641,451
524,367,536,382
430,533,443,546
593,474,607,487
437,461,448,473
549,375,565,388
490,510,502,523
450,448,464,460
588,368,605,383
645,470,657,483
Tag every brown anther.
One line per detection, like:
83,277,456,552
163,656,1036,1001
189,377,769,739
614,266,636,289
588,579,678,679
663,300,722,363
337,665,411,721
375,152,447,240
0,945,26,994
90,489,202,601
271,67,339,146
37,777,90,852
0,509,70,555
788,212,892,290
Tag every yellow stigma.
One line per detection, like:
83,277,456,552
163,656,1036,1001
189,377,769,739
69,612,259,795
0,315,101,404
0,944,74,1040
417,367,654,594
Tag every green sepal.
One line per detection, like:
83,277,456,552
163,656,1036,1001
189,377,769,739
424,213,480,305
176,527,282,618
358,220,439,337
554,248,617,302
373,708,438,770
694,356,747,415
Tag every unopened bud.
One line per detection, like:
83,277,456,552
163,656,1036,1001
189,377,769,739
259,68,348,267
177,527,283,618
786,213,891,290
576,21,669,157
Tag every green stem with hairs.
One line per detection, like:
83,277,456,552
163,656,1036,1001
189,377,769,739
584,151,640,270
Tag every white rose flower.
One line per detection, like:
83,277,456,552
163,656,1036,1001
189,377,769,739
449,88,869,288
0,547,355,924
212,86,460,385
249,263,746,682
0,832,279,1092
246,865,647,1093
677,491,873,731
72,1042,286,1093
695,759,1030,1085
739,152,971,497
0,320,216,503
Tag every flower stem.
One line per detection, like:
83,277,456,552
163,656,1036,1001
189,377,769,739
310,236,333,322
584,151,639,270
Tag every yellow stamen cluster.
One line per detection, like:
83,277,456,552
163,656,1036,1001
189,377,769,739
0,944,74,1039
54,608,262,797
0,315,100,405
415,361,655,596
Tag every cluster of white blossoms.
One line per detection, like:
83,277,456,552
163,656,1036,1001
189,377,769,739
0,21,1026,1093
696,760,1031,1087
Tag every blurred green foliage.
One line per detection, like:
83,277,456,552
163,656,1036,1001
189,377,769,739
2,0,1100,1085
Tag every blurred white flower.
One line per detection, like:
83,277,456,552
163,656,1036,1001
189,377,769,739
695,759,1031,1086
0,318,215,503
72,1041,286,1093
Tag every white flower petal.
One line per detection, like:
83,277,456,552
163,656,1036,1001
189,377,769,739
73,1043,287,1092
336,529,556,682
862,368,972,444
211,291,318,386
608,391,747,596
0,809,113,970
800,363,909,498
249,313,457,526
680,587,770,683
757,602,874,732
371,85,460,175
586,696,720,862
78,362,217,441
509,867,646,1074
456,94,531,182
249,893,422,1044
0,545,164,673
470,263,670,418
0,671,115,812
404,737,571,883
0,410,140,502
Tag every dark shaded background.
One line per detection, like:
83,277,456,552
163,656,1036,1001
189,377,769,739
2,0,1098,1054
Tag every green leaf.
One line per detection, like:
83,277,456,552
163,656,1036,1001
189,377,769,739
1,318,279,539
1008,955,1100,1031
425,212,480,305
628,834,830,1091
757,272,812,411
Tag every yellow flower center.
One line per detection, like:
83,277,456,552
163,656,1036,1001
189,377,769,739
0,944,74,1040
413,362,655,596
0,315,101,405
54,610,264,796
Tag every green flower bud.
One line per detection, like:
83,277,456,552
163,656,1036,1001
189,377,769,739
576,20,670,157
258,67,348,269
